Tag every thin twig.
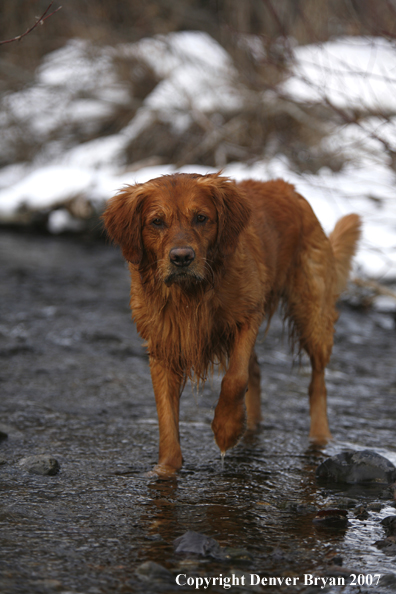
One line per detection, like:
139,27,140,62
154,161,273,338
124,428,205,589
0,2,62,47
353,277,396,300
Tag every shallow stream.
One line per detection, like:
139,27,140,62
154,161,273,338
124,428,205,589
0,230,395,593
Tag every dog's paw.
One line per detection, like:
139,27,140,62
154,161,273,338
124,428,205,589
211,401,246,453
309,418,332,446
147,462,180,477
309,431,333,447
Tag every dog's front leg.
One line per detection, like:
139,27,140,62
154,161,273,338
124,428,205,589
150,358,183,473
211,321,259,454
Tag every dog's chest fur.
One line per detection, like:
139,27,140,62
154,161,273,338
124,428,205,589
131,281,240,381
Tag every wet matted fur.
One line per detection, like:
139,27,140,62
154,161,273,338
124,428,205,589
103,173,361,473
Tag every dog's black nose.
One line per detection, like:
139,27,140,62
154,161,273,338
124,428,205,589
169,247,195,267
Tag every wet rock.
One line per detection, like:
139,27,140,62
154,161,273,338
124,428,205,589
367,502,384,512
327,497,358,509
316,450,396,484
135,561,174,583
144,533,163,542
354,505,369,520
390,482,396,499
0,343,35,357
379,484,396,500
173,531,225,560
18,455,60,476
381,574,396,587
328,555,343,566
381,515,396,536
374,537,396,556
322,565,360,579
271,547,293,563
223,547,253,562
0,424,8,440
312,509,349,530
284,501,317,514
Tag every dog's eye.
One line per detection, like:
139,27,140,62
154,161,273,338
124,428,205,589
196,214,207,224
151,218,163,227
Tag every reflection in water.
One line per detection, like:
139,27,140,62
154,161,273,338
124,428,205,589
140,440,336,572
131,431,396,593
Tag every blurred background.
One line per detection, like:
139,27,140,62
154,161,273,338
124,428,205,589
1,0,396,295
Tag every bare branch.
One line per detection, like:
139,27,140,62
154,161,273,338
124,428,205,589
353,277,396,301
0,2,62,47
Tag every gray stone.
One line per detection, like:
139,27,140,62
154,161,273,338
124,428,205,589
312,509,349,530
285,501,318,514
223,547,253,561
367,502,384,512
18,455,60,476
0,424,8,440
381,574,396,586
174,531,225,560
328,555,343,566
328,497,358,509
374,538,396,556
135,561,173,582
381,516,396,536
316,450,396,484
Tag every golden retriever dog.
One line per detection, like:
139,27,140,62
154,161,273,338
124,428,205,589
103,173,361,474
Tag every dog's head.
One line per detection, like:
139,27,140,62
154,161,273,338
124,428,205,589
103,173,251,287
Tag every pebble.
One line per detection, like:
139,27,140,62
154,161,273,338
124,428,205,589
326,497,358,509
380,485,396,500
381,515,396,536
174,531,225,560
18,455,60,476
312,509,349,530
222,547,253,562
328,555,343,566
354,505,369,520
284,501,318,514
316,450,396,484
144,533,163,542
367,502,384,511
381,574,396,586
374,537,396,556
135,561,174,583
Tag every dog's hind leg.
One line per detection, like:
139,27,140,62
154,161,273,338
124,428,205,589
286,243,338,444
307,348,333,443
294,308,336,443
245,349,262,431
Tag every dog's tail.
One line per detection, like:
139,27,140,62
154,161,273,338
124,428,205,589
329,213,362,294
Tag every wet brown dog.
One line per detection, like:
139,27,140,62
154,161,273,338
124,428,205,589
103,173,361,474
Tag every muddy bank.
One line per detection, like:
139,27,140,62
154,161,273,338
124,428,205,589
0,229,396,594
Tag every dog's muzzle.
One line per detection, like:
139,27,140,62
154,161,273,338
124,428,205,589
169,247,195,267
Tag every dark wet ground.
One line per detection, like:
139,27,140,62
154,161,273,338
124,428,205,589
1,229,396,594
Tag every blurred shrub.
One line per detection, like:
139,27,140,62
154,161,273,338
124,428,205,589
1,0,396,171
2,0,396,86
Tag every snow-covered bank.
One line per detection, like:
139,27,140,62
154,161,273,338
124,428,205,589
0,33,395,287
1,155,395,285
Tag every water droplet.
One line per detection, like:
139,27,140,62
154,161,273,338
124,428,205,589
220,452,225,470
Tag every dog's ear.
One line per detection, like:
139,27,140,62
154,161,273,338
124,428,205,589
102,185,147,265
202,175,251,256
